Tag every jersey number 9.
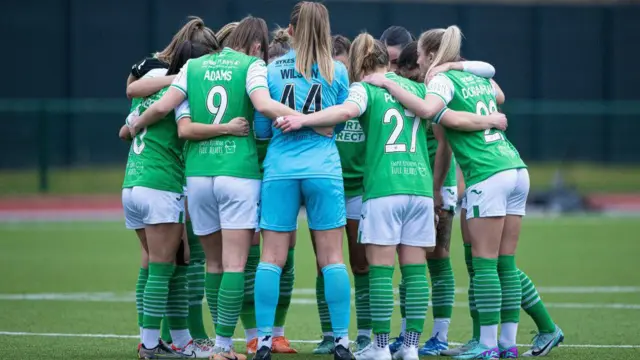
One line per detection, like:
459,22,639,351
207,85,228,124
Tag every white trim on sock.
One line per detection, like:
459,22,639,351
142,329,160,349
357,329,372,338
170,329,192,348
323,331,334,338
432,318,451,342
400,318,407,336
139,327,143,342
245,328,257,342
499,322,518,348
273,327,285,337
336,336,350,349
215,335,233,349
480,325,498,348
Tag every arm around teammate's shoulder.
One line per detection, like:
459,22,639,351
177,117,249,140
275,102,360,133
129,87,185,135
249,88,299,119
362,73,444,120
275,82,364,132
174,100,249,140
246,60,300,119
126,75,176,99
435,108,508,132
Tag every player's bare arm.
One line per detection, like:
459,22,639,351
437,107,507,131
250,88,301,119
129,87,185,135
126,75,176,99
275,102,359,133
118,124,132,141
176,117,249,140
363,73,443,119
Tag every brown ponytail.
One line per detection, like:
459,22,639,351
348,33,389,83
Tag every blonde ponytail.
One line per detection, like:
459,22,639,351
290,2,334,83
419,26,463,76
349,33,389,83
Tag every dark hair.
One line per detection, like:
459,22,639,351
395,41,421,81
226,16,270,63
167,41,214,75
332,35,351,57
380,26,414,48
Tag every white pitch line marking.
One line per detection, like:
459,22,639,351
0,331,639,349
1,292,639,309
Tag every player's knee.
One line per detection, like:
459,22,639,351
350,263,369,275
430,245,450,259
140,251,149,268
206,259,223,273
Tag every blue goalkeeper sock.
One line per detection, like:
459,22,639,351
322,263,351,345
254,262,281,349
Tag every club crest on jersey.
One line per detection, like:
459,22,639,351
224,140,236,154
417,162,428,177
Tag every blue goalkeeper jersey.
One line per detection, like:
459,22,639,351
254,49,350,181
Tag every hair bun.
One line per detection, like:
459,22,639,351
186,16,204,29
272,28,290,45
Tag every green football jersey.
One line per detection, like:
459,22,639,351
347,72,433,202
171,47,268,179
336,119,365,197
426,125,457,188
122,87,185,193
430,70,526,187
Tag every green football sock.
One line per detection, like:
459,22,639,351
401,264,429,334
399,279,406,335
354,273,372,331
186,221,208,339
143,262,175,330
519,268,556,333
240,245,260,331
166,265,189,330
205,272,223,332
472,257,501,326
215,272,245,338
498,256,521,324
275,247,295,328
136,267,148,329
369,265,395,335
428,258,455,319
465,244,480,340
316,275,332,334
399,280,406,319
166,266,190,347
